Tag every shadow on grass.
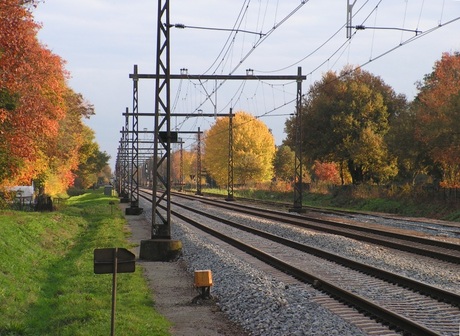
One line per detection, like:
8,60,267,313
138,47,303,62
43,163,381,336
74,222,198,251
23,190,167,335
23,208,111,335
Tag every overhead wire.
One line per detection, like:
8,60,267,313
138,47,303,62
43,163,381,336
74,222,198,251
185,0,309,124
369,3,379,60
245,11,460,126
172,24,265,36
171,78,183,114
171,0,309,144
296,14,460,116
176,0,373,148
416,0,425,32
301,0,383,78
213,0,252,75
175,1,460,152
254,0,373,73
359,15,460,69
400,0,409,44
228,0,309,75
201,0,251,75
440,0,446,24
173,0,256,127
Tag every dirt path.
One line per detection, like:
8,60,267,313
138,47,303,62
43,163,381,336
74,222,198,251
122,206,248,335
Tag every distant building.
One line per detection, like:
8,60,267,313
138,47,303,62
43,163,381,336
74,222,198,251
9,182,35,202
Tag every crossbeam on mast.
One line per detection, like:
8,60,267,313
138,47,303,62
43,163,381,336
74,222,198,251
129,73,306,81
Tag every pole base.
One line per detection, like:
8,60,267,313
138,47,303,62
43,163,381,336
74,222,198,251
288,206,307,213
139,239,182,261
125,207,143,215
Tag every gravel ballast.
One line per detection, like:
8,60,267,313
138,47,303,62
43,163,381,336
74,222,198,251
171,219,367,336
141,197,460,335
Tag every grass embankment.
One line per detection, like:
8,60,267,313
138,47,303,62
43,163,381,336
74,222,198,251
203,187,460,221
0,190,170,336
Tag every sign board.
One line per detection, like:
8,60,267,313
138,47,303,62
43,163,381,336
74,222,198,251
159,131,178,143
94,248,135,274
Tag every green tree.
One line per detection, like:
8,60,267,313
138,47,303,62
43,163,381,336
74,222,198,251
73,127,110,189
273,145,295,182
97,165,113,185
386,104,432,185
285,67,399,184
204,111,275,187
0,88,19,111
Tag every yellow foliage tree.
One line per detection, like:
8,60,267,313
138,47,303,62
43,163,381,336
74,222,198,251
204,111,275,187
171,149,197,187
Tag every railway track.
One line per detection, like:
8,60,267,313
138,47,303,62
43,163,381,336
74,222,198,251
196,190,460,239
138,189,460,335
173,191,460,264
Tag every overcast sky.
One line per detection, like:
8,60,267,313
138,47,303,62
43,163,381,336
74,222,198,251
33,1,460,169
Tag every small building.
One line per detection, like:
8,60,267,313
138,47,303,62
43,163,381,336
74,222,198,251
8,183,35,210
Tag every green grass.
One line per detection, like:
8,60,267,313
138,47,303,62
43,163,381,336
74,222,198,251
0,190,170,336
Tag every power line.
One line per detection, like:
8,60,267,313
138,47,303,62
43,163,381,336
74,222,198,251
228,0,309,75
176,1,309,125
171,2,460,152
350,25,422,34
359,16,460,68
254,0,373,73
169,23,266,37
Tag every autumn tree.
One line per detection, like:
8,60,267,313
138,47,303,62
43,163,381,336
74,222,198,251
204,111,275,187
36,89,96,195
0,0,67,187
72,127,110,189
411,52,460,187
285,67,399,184
312,161,341,184
0,1,106,196
171,148,197,187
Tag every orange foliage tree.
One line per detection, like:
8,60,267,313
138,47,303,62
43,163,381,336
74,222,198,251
413,52,460,187
0,1,104,195
1,0,68,187
312,161,341,184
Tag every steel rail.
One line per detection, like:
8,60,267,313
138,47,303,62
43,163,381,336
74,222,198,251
199,194,460,251
167,197,460,307
137,191,441,336
174,192,460,263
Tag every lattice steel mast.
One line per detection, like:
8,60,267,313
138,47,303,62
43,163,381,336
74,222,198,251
152,0,172,238
290,67,305,212
226,108,235,201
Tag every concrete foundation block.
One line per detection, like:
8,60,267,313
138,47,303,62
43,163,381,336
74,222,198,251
139,239,182,261
125,207,143,215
